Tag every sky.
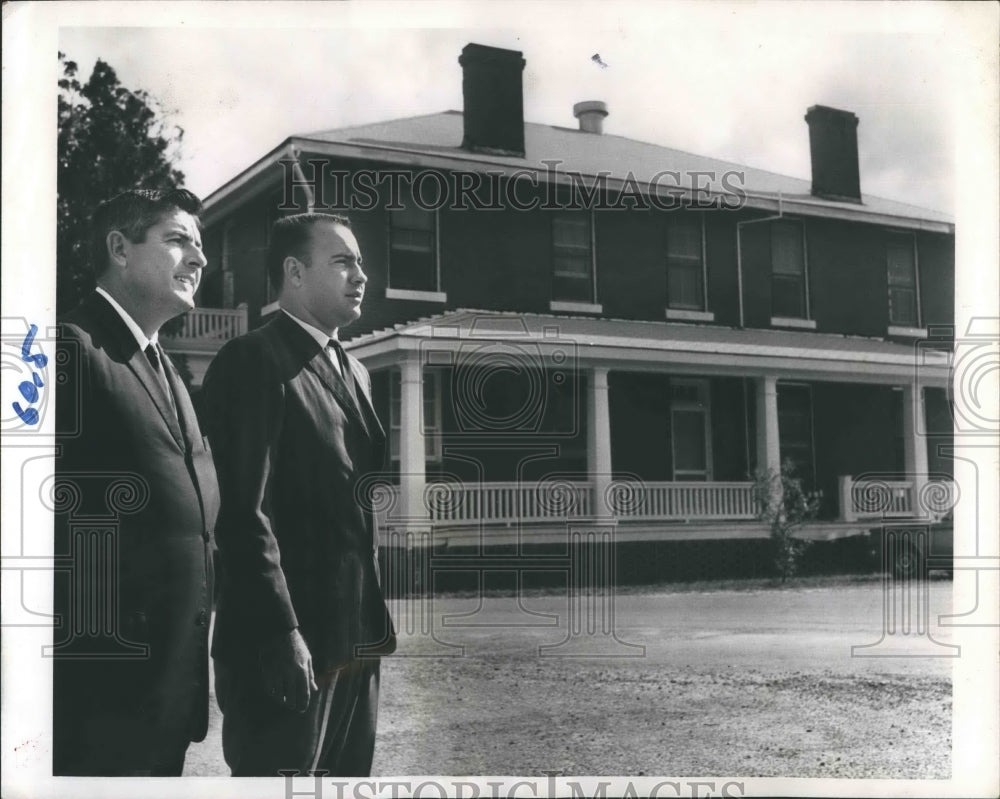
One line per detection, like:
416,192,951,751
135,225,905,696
53,3,987,216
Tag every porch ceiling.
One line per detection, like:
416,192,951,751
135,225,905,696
345,309,952,387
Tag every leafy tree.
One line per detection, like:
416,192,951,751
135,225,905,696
753,459,822,582
57,52,186,315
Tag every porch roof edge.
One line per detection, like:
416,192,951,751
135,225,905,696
344,309,951,384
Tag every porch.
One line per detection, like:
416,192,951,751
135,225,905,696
348,310,955,543
160,305,248,385
369,476,955,546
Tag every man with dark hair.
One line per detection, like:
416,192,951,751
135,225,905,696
53,188,219,775
202,213,394,777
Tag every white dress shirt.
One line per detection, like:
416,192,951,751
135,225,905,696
96,286,159,350
282,310,343,376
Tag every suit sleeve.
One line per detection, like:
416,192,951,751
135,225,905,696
201,337,298,637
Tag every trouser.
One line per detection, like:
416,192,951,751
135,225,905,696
215,656,381,777
52,708,190,776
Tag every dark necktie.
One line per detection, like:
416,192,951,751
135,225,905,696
144,342,177,417
326,338,359,407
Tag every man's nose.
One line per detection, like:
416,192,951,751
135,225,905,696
188,243,208,270
352,264,368,284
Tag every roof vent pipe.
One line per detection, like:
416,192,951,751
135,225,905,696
573,101,608,134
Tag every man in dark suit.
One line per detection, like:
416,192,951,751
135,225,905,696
201,213,394,777
53,188,219,775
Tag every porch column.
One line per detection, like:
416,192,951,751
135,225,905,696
398,355,428,527
588,367,613,518
755,376,781,477
901,381,929,517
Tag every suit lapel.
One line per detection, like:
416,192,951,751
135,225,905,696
345,353,385,443
85,295,185,449
306,350,372,437
274,313,371,435
161,348,201,447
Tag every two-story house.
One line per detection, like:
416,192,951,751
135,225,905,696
167,43,955,554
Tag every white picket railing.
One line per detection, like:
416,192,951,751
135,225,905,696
165,306,248,341
374,479,761,527
424,481,593,522
839,475,957,522
606,481,758,520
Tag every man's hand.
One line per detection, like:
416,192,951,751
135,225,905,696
258,628,318,712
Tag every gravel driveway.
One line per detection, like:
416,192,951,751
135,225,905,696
185,578,953,779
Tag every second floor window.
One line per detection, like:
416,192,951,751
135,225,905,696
771,220,808,319
552,211,595,304
887,233,920,327
389,207,438,292
666,212,707,310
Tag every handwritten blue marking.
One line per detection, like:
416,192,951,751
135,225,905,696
12,324,47,426
12,403,39,425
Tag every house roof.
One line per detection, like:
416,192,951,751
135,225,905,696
204,111,954,233
343,308,952,387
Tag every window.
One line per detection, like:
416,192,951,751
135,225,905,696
771,220,808,319
887,233,920,327
388,207,439,294
389,369,442,462
670,379,712,481
551,211,596,305
666,212,707,311
777,383,815,489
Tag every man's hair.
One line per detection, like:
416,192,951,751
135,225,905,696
267,213,352,293
90,188,203,276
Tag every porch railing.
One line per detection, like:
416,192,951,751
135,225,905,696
839,475,957,522
606,481,758,520
374,479,759,527
163,306,248,341
424,480,594,522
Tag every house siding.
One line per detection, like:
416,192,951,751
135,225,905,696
212,158,954,342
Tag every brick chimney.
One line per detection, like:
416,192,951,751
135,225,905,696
804,105,861,202
458,43,526,157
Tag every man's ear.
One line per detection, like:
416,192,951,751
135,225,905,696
106,230,129,270
283,255,304,287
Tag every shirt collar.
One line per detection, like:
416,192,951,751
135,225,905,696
282,309,338,349
96,286,157,350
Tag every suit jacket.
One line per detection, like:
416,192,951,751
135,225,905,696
202,311,395,676
53,292,219,775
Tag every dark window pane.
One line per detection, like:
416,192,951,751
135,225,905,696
553,215,590,247
554,255,591,277
778,385,815,487
390,207,436,290
391,207,435,231
772,274,805,318
390,249,436,292
889,287,917,326
667,260,703,309
667,214,702,259
391,228,434,253
673,409,707,472
772,222,804,276
552,274,593,303
887,238,915,286
552,212,593,302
